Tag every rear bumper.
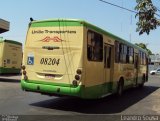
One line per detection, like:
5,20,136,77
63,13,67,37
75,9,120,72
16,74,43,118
21,79,82,97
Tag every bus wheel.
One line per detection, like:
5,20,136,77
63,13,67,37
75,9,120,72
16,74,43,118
117,79,124,96
139,75,145,88
139,83,144,88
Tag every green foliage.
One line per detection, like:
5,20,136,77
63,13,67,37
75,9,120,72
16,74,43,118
135,0,160,35
135,43,152,55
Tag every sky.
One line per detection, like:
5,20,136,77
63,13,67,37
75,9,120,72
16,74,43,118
0,0,160,54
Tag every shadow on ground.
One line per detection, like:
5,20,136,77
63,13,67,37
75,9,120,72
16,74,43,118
0,74,21,83
30,85,159,114
0,78,20,83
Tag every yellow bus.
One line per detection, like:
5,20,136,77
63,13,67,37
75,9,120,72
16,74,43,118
21,19,148,99
0,38,22,74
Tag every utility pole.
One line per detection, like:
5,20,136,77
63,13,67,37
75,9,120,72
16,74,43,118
129,15,132,42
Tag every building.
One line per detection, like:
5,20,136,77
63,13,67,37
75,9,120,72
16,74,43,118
149,54,160,70
0,19,10,34
150,54,160,65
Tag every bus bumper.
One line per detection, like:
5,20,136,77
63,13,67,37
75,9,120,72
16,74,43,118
21,79,82,97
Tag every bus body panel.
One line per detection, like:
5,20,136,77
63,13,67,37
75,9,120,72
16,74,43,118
0,40,22,74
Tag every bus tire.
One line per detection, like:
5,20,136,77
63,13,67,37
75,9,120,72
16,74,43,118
146,75,148,82
117,78,124,96
139,75,145,88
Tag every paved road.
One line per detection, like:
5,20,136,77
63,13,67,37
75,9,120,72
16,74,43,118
0,75,160,121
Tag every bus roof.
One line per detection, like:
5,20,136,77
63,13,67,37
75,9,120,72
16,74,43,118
30,19,148,54
0,38,22,46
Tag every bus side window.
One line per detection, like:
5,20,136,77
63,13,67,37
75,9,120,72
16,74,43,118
107,46,111,68
135,54,138,68
127,47,134,64
126,46,130,63
115,41,120,63
139,51,145,65
87,30,103,62
131,48,134,64
119,43,127,63
119,44,123,63
87,31,93,60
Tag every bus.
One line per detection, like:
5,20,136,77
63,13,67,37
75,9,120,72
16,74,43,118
0,38,22,74
21,19,148,99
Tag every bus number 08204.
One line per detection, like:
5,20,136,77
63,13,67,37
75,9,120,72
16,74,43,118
40,58,60,66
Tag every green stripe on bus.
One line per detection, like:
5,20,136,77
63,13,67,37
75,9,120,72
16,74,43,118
0,67,21,74
81,82,114,99
0,40,22,46
30,21,83,27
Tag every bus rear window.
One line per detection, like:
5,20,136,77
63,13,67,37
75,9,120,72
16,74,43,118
87,30,103,62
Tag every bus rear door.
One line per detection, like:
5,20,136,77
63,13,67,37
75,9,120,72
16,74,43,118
103,44,113,95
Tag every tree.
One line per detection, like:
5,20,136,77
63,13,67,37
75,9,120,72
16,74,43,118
135,0,160,35
135,43,152,55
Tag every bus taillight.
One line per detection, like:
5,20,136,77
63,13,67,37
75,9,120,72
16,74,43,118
72,69,82,86
76,69,82,75
72,80,78,86
75,75,80,80
23,70,27,75
21,65,28,80
21,65,26,70
75,69,82,80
